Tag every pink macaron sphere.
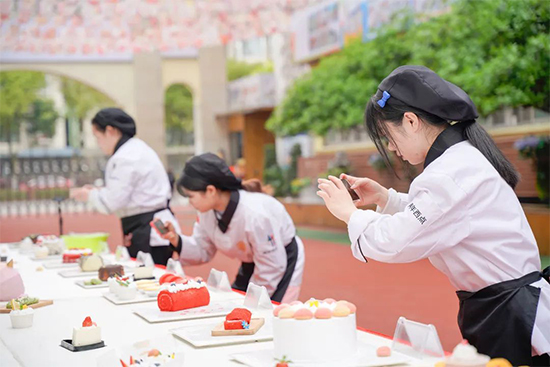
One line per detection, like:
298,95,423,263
278,307,295,319
376,346,392,357
290,301,303,306
332,303,351,317
273,303,290,317
314,307,332,319
323,298,336,304
346,302,357,314
294,308,314,320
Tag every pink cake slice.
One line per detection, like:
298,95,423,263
0,262,25,302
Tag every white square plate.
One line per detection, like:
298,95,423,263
231,342,412,367
133,301,240,324
171,316,273,348
102,291,157,305
75,279,109,289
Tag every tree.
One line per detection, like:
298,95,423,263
165,84,194,146
267,0,549,136
0,71,46,154
61,77,114,147
165,84,194,132
27,98,59,139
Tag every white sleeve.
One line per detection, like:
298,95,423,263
376,188,409,215
87,157,135,214
178,221,217,266
248,216,287,297
348,172,471,264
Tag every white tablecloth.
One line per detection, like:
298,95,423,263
0,245,440,367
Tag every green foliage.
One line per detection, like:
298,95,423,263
290,177,311,197
165,84,194,132
263,144,286,197
227,59,273,81
61,77,113,121
0,71,46,143
283,144,303,196
27,99,59,138
515,135,549,201
263,143,308,198
268,0,549,136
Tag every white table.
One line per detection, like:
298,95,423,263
0,245,441,367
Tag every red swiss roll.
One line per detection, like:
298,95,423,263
157,286,210,311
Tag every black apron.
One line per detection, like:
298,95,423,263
457,266,550,366
232,237,299,303
215,190,299,303
120,207,174,266
108,137,175,266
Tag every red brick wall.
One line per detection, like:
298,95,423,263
298,133,540,198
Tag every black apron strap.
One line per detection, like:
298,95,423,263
232,237,299,303
457,270,545,366
120,207,173,266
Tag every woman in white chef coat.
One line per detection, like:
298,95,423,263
70,108,182,265
160,153,305,303
317,66,549,366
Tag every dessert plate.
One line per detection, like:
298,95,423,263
103,292,156,305
75,279,109,289
43,261,78,269
171,317,272,348
230,342,412,367
133,301,240,324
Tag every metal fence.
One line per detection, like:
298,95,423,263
0,154,107,217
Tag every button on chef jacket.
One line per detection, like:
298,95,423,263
87,137,181,246
348,140,550,355
177,190,305,297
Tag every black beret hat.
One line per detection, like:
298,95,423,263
92,108,136,137
377,65,478,121
177,153,242,194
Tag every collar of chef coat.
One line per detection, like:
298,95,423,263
218,190,240,233
113,135,132,155
424,123,467,168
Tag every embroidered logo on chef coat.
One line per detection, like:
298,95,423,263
262,235,277,255
237,241,246,252
407,203,427,225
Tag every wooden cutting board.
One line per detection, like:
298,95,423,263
0,300,53,314
211,318,264,336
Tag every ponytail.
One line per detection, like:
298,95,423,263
463,121,519,188
241,179,263,193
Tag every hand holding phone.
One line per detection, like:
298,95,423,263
150,219,168,235
341,178,360,201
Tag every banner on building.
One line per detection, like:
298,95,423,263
291,0,343,63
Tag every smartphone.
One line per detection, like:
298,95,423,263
341,179,360,201
150,219,168,235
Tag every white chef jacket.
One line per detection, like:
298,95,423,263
348,140,550,355
177,190,305,297
88,138,181,246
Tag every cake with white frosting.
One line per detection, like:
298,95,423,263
72,316,101,347
79,254,104,272
445,340,490,367
134,265,154,280
272,298,358,364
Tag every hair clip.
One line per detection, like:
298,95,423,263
377,91,391,108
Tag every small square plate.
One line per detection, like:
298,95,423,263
60,339,105,352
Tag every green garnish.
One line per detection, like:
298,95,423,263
84,278,102,286
6,296,39,309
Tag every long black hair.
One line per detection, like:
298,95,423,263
365,89,519,188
